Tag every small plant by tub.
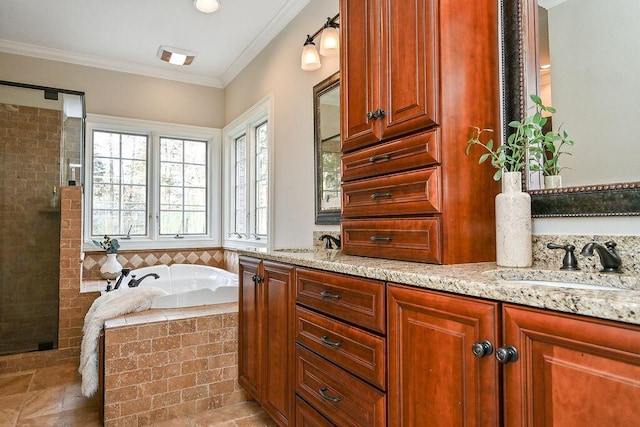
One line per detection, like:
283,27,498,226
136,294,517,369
92,235,122,279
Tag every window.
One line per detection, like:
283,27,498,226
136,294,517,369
224,95,273,248
85,115,221,250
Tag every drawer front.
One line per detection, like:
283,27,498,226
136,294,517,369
342,129,440,182
342,218,442,264
295,268,385,334
295,396,335,427
295,306,386,390
342,168,441,218
295,345,386,427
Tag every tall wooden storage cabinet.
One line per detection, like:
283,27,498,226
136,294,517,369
340,0,502,264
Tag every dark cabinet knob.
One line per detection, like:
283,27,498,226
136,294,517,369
471,340,494,358
495,346,519,364
251,274,264,284
366,109,387,120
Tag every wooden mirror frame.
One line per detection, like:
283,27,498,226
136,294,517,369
501,0,640,218
313,72,341,224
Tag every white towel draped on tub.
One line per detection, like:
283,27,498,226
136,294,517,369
79,287,168,397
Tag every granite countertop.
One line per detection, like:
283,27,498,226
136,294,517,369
238,248,640,326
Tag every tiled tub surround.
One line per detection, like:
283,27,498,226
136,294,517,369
239,237,640,326
102,304,244,427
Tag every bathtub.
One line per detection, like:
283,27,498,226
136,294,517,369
121,264,238,309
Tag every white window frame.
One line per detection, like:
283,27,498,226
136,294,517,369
223,94,274,250
84,114,221,251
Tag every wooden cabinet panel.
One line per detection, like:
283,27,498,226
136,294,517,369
238,256,262,401
380,0,438,141
341,128,439,182
387,284,500,426
342,218,442,263
296,345,386,427
342,168,441,217
503,305,640,427
295,268,385,334
262,261,295,426
341,0,381,150
295,396,335,427
295,306,386,390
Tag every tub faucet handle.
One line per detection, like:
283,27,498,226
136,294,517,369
547,243,580,270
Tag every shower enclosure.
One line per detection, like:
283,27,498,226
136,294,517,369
0,81,84,356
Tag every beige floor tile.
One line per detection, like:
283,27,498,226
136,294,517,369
188,401,263,425
233,413,278,427
148,415,193,427
0,373,33,397
18,385,66,420
29,364,79,391
0,394,26,427
15,406,102,427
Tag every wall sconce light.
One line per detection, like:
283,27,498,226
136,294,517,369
157,45,197,65
301,14,339,71
193,0,220,13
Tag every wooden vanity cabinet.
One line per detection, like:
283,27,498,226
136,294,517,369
340,0,501,264
239,256,295,426
294,268,387,427
502,305,640,427
387,283,501,426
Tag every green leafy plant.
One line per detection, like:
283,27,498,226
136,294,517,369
466,94,573,180
92,235,120,254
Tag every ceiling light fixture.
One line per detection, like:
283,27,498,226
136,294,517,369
194,0,220,13
157,45,197,66
301,14,339,71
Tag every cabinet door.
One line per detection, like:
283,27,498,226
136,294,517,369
341,0,382,152
387,284,500,426
238,256,262,402
502,305,640,427
262,260,295,426
379,0,438,140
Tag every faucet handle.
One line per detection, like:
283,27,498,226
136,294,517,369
547,243,580,271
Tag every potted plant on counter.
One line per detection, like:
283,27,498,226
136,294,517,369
92,235,122,279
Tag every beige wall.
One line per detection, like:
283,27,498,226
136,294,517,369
0,52,224,128
224,0,340,249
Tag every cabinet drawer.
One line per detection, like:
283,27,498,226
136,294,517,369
295,345,386,427
295,396,335,427
295,306,386,390
342,129,440,182
342,218,442,263
296,268,385,334
342,168,440,218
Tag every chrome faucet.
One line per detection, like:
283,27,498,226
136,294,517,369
319,234,341,249
127,273,160,288
580,241,622,273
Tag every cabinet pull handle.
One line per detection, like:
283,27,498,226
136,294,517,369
366,108,387,120
321,335,342,348
495,345,519,364
471,340,494,358
370,236,393,242
320,290,342,300
369,154,391,163
252,274,264,284
371,192,393,199
319,387,341,402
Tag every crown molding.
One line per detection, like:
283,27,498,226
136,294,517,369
220,0,311,86
538,0,567,10
0,39,224,88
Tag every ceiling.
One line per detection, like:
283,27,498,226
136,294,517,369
0,0,311,88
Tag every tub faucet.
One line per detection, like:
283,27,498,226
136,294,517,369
580,241,622,273
127,273,160,288
111,268,131,291
319,234,341,249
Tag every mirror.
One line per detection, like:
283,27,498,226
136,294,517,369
314,72,341,224
503,0,640,217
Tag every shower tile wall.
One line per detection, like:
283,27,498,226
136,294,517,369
0,104,62,356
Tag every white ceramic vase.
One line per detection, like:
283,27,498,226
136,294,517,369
100,253,123,279
544,175,562,189
495,172,532,267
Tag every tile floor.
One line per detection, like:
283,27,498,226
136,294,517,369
0,363,276,427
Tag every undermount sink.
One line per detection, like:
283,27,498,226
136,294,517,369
507,279,623,291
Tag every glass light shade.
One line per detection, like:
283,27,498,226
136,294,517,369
194,0,220,13
319,27,340,56
301,42,321,71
